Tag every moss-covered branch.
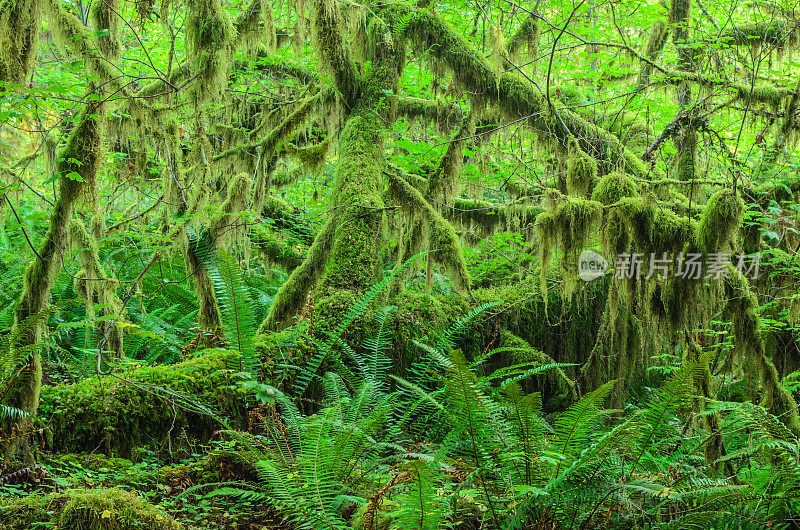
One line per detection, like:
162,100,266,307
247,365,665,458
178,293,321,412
38,349,244,455
716,21,800,48
389,172,471,295
392,7,655,179
396,97,465,129
251,225,306,271
260,217,335,331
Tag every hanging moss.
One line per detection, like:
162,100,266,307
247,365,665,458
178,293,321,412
396,96,464,131
426,112,476,203
70,219,125,357
38,349,245,456
45,0,154,115
89,0,120,60
724,270,800,434
211,172,251,246
287,139,330,173
536,195,603,298
233,0,271,54
3,106,103,459
696,188,744,254
255,93,322,151
591,171,639,205
607,195,695,256
185,0,235,103
719,22,799,49
258,194,314,243
0,0,41,84
565,140,599,198
389,172,472,295
251,224,305,271
393,6,659,179
447,198,502,234
734,83,785,110
636,18,669,90
310,0,360,107
673,126,699,183
269,167,304,188
505,13,539,63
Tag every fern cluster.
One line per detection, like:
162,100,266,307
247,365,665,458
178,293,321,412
203,287,800,529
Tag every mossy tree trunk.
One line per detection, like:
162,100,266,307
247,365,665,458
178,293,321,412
670,0,700,189
262,1,401,330
2,104,103,460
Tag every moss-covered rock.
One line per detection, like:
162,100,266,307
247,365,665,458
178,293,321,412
38,349,245,457
0,487,181,529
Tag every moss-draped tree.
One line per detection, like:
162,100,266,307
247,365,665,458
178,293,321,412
4,0,800,465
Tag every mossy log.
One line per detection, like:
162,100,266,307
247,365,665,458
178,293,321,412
38,349,245,457
0,0,41,84
0,487,182,529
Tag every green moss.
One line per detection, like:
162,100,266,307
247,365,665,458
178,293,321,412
697,188,744,254
724,270,800,434
608,196,695,256
637,18,668,89
310,0,361,107
185,0,235,103
394,7,657,179
565,141,599,198
733,83,786,109
259,194,314,244
319,112,387,294
234,0,271,54
0,488,181,529
392,292,448,361
506,13,539,62
536,195,603,297
389,172,472,295
720,22,797,48
447,198,501,233
38,349,245,457
287,139,330,173
56,453,135,473
89,0,119,60
0,492,50,528
251,225,305,271
591,172,639,205
426,112,475,202
673,128,698,182
70,219,125,356
0,0,41,84
261,216,335,331
3,107,104,458
396,96,464,131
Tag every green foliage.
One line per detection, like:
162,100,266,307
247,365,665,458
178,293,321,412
4,0,800,525
189,228,259,376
